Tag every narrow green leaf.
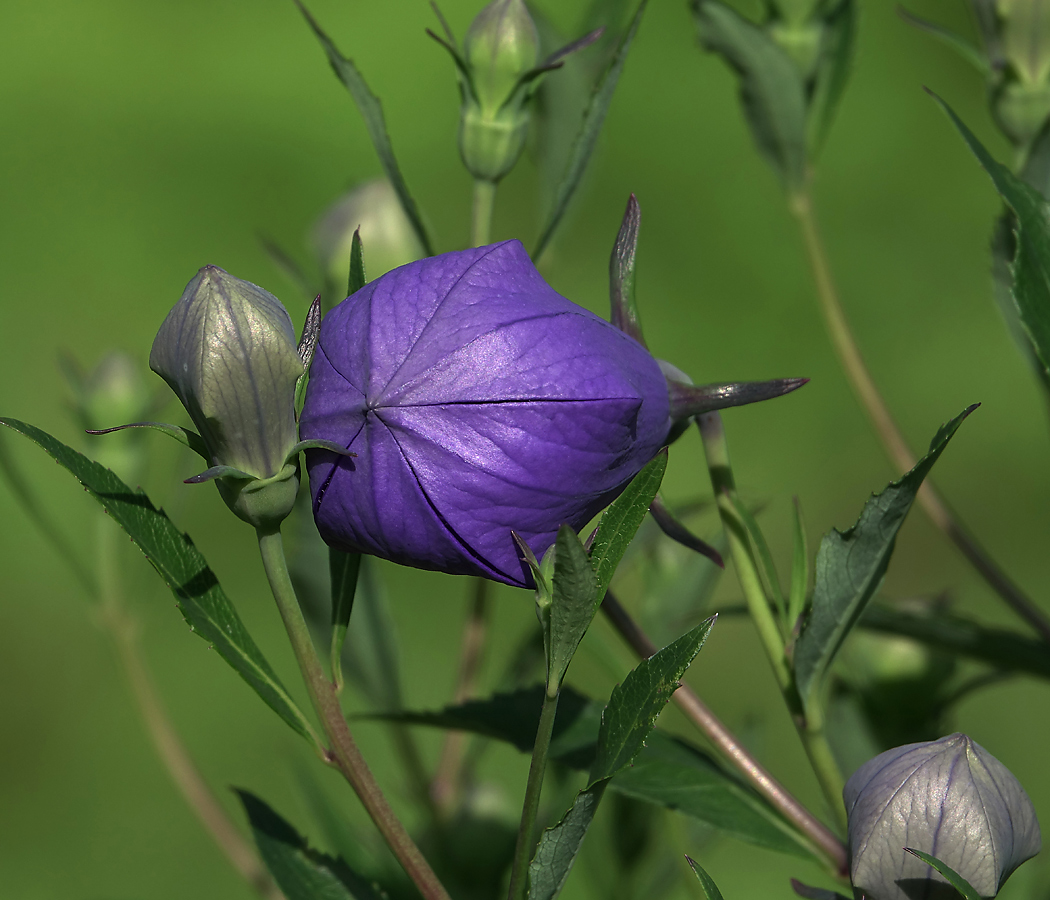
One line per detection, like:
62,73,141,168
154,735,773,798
904,849,983,900
237,790,386,900
691,0,808,189
590,451,667,599
933,95,1050,380
534,0,649,260
527,781,608,900
787,496,809,630
548,525,601,690
0,418,316,742
296,1,434,257
609,193,646,347
686,857,725,900
590,616,714,783
898,8,990,76
343,557,404,712
806,0,856,154
725,492,786,621
347,228,366,295
792,406,976,707
329,549,361,692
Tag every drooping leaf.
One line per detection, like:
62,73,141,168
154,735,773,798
934,96,1050,380
0,418,316,742
686,857,725,900
237,790,387,900
792,406,976,707
534,0,649,260
589,451,667,599
347,228,366,296
295,1,434,257
590,616,714,783
548,525,601,690
329,549,361,692
806,0,856,154
904,849,983,900
527,781,607,900
691,0,808,189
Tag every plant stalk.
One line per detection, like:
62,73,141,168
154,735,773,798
506,686,561,900
256,527,451,900
600,592,848,876
472,179,497,247
789,188,1050,645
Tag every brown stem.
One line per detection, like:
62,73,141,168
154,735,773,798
789,188,1050,645
600,591,848,876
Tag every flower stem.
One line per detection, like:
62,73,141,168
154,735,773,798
472,179,497,247
431,576,490,815
788,188,1050,645
698,412,847,833
256,527,451,900
506,686,561,900
600,591,848,876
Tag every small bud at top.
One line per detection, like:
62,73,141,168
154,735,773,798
845,733,1041,900
150,266,305,527
464,0,540,114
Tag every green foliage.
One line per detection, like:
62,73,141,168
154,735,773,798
686,857,725,900
905,849,983,900
347,228,366,295
792,406,975,708
237,790,387,900
548,524,601,691
0,417,316,742
329,549,361,691
609,193,646,346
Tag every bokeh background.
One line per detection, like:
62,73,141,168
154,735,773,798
2,0,1049,897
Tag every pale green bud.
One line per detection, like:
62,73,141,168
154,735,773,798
150,266,304,528
998,0,1050,86
311,179,423,289
464,0,540,114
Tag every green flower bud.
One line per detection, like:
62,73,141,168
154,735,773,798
998,0,1050,86
993,80,1050,148
311,179,424,290
464,0,539,114
149,265,305,528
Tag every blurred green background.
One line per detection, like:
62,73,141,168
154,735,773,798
2,0,1049,897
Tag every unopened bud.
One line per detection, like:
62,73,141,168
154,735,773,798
464,0,539,113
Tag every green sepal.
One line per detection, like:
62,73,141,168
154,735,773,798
904,849,983,900
686,858,725,900
289,439,357,458
87,420,209,461
184,464,255,484
347,227,366,295
609,193,646,348
897,7,989,76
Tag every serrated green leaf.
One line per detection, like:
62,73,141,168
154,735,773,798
548,525,601,690
527,780,607,900
534,0,649,260
347,228,366,295
692,0,808,189
792,406,976,707
296,1,434,258
329,549,361,692
237,790,387,900
934,96,1050,381
590,451,667,599
904,849,983,900
686,857,725,900
806,0,856,154
590,616,713,783
0,417,316,742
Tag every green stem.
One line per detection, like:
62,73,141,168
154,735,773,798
507,686,561,900
472,179,497,247
256,528,451,900
788,188,1050,645
698,413,846,832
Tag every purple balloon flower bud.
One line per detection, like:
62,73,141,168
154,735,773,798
844,733,1041,900
299,240,671,586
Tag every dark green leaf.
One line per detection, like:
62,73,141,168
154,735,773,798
609,193,646,347
329,549,361,691
590,451,667,599
904,849,983,900
590,616,713,783
860,605,1050,680
347,228,366,295
534,0,649,260
296,1,434,257
0,418,316,741
692,0,808,189
549,525,601,690
792,406,975,707
806,0,856,154
343,558,404,712
898,8,990,76
934,96,1050,380
686,857,725,900
237,790,386,900
527,781,608,900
